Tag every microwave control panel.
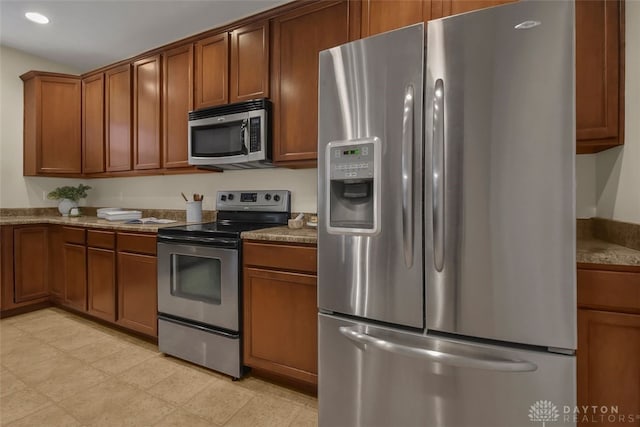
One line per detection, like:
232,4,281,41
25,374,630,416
249,117,261,152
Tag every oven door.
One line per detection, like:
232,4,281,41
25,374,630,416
157,241,239,332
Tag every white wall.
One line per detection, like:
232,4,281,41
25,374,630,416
576,154,596,218
0,45,82,209
594,1,640,224
87,169,318,212
0,45,319,213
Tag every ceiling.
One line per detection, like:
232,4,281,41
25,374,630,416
0,0,292,73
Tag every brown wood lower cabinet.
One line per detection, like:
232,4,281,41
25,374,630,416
117,233,158,337
63,243,87,311
87,230,116,322
87,247,116,322
577,264,640,426
243,241,318,387
61,227,87,311
48,225,64,300
13,226,49,303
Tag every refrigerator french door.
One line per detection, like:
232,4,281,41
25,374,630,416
317,1,576,426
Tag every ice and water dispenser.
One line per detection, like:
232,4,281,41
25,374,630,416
326,138,380,234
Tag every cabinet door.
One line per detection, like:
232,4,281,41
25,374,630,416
105,64,132,171
117,252,157,337
22,72,80,176
361,0,431,37
434,0,515,18
194,33,229,109
578,309,640,424
271,1,352,165
48,225,64,300
87,247,116,322
230,21,269,102
244,267,318,385
163,44,193,169
133,55,162,170
575,0,623,153
63,243,87,311
82,73,105,173
13,227,49,303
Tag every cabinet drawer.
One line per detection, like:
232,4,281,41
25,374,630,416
243,242,317,273
87,230,115,249
63,227,86,244
117,232,156,255
578,268,640,313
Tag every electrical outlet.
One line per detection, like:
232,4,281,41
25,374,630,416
42,191,46,201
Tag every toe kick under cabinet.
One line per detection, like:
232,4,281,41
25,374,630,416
242,241,318,389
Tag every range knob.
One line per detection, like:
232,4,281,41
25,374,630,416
273,194,281,202
227,193,234,201
221,195,227,201
264,193,271,201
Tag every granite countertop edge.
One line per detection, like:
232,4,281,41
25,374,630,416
0,215,319,244
576,237,640,267
241,226,317,245
0,215,191,232
2,216,637,261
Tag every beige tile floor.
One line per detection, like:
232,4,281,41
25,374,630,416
0,308,317,426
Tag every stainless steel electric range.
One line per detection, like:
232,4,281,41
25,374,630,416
157,190,290,379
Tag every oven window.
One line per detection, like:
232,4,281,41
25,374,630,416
170,254,221,304
191,121,245,157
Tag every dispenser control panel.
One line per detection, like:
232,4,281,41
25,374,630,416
329,142,375,180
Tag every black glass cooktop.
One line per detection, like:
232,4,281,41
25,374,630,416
157,221,279,239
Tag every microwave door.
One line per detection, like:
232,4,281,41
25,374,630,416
190,119,248,158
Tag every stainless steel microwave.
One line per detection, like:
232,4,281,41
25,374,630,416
188,99,272,169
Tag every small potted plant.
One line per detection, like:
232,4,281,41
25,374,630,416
47,184,92,216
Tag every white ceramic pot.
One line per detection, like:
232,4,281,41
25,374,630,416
58,199,78,216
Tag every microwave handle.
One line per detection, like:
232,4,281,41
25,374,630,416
240,120,249,155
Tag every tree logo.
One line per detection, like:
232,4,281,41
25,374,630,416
529,400,559,426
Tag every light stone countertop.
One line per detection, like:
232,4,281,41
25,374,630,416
241,226,317,245
577,237,640,267
0,215,193,232
4,215,638,262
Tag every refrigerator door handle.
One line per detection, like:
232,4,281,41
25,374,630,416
339,326,538,372
401,84,415,268
432,79,445,272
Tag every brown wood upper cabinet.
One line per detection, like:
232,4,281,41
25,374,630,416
576,0,624,154
105,64,132,171
230,21,270,102
21,72,81,176
271,1,354,166
82,73,105,173
195,33,229,109
360,0,432,37
133,55,162,170
163,44,193,169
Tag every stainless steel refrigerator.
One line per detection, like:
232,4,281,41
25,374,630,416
317,1,576,426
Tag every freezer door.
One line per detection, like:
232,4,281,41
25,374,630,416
319,314,576,427
318,24,424,329
425,1,576,348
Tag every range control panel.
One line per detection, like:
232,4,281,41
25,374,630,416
216,190,290,212
329,141,375,180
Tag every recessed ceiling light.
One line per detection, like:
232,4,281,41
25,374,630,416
25,12,49,24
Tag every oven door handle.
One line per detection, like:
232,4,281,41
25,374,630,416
157,235,239,248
